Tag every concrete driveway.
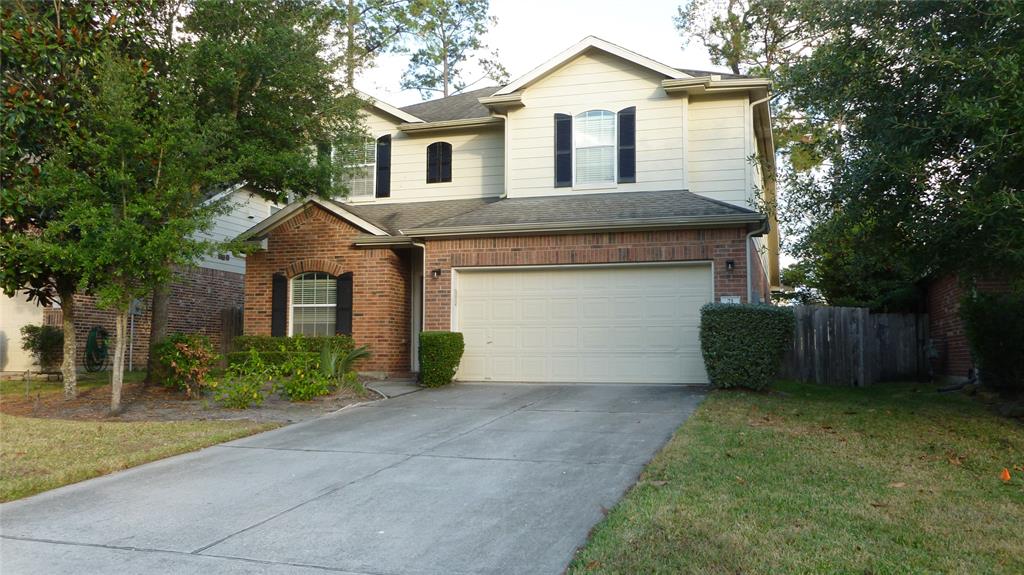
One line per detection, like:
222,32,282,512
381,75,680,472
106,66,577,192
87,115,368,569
1,383,705,574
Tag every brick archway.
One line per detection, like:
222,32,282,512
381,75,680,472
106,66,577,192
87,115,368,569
286,258,346,278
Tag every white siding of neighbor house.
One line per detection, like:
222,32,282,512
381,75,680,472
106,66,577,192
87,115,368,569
506,50,686,198
0,293,45,372
196,188,279,274
348,108,504,204
687,93,754,209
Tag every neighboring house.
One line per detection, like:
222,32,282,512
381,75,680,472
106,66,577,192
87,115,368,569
0,185,278,373
924,274,1011,382
239,36,781,384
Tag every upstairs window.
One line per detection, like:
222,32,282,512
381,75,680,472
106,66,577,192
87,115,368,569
344,138,376,199
291,272,336,336
554,107,637,188
574,110,616,186
426,141,452,183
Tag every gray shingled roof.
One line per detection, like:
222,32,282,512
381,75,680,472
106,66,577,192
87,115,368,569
336,197,500,235
394,69,753,124
338,191,759,235
676,68,751,80
399,86,501,123
411,190,758,230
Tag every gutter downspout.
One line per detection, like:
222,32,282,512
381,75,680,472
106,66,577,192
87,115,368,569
492,113,509,198
412,241,427,372
746,220,769,304
748,92,774,303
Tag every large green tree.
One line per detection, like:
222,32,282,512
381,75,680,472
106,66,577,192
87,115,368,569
333,0,417,87
781,0,1024,300
1,1,159,396
142,0,365,381
401,0,506,98
39,54,230,412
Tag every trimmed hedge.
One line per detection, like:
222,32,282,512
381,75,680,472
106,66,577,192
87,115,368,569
226,351,319,369
419,331,465,388
961,292,1024,390
233,334,354,354
229,335,354,371
699,304,795,390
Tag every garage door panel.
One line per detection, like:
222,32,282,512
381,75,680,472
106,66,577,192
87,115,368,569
454,264,712,384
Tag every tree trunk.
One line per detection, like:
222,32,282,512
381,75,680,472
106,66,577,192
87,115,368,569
345,0,356,88
57,284,78,399
146,279,171,385
110,308,128,414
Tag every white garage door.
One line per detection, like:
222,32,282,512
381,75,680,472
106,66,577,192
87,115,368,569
453,264,712,384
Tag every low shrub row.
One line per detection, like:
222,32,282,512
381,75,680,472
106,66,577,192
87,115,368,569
699,304,795,391
233,335,354,354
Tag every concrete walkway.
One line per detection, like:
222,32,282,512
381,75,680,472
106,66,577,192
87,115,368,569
1,383,705,574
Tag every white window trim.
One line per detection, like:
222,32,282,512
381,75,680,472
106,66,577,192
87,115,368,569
344,137,378,201
571,109,617,190
288,272,337,337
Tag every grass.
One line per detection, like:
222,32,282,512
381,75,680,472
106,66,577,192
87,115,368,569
0,413,277,502
0,370,145,398
569,381,1024,574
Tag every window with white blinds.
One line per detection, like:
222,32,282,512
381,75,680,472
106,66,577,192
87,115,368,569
344,138,376,199
574,110,616,185
291,272,336,336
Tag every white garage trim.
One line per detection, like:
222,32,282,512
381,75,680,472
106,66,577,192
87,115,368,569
451,261,714,384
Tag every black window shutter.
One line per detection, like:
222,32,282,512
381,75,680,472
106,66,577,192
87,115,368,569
554,113,572,187
336,272,353,335
426,143,439,183
375,135,391,198
440,143,452,182
618,107,636,183
271,273,288,337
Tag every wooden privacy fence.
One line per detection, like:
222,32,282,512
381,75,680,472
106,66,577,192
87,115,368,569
220,306,243,358
780,306,929,386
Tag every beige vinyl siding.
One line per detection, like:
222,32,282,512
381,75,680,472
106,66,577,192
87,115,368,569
352,109,504,203
507,50,685,198
687,94,753,208
0,293,46,371
197,188,278,274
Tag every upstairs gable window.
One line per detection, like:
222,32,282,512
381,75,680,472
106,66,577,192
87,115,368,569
554,107,637,188
426,141,452,183
574,110,616,186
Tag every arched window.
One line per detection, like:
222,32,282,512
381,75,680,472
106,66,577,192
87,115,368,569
426,141,452,183
291,272,336,336
574,110,616,185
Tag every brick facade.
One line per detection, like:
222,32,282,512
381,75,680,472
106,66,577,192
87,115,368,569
244,204,411,374
244,206,764,375
72,265,244,369
926,274,1010,380
422,227,754,331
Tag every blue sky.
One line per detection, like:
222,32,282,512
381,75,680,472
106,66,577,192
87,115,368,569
356,0,722,106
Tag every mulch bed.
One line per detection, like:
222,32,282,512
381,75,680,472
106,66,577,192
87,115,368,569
0,382,381,423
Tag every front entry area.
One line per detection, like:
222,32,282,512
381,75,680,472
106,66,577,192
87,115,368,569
453,263,714,384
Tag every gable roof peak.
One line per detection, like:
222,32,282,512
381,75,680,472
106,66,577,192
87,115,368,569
493,36,690,96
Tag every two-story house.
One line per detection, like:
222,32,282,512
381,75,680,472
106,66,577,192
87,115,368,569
239,37,780,384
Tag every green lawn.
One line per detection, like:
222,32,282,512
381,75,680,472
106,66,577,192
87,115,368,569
0,370,145,397
0,414,276,502
570,381,1024,574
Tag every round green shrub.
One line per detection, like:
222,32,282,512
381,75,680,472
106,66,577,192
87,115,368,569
699,304,795,390
154,333,218,398
419,331,465,388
